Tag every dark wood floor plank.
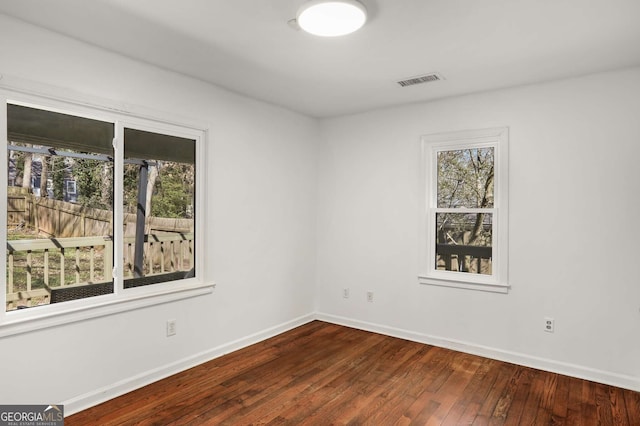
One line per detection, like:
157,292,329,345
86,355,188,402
227,328,390,424
608,386,630,426
440,357,494,425
581,380,598,423
517,369,547,425
550,372,571,425
340,341,434,422
565,374,588,426
65,321,640,425
490,366,531,423
501,368,535,426
398,347,465,424
534,371,559,425
192,327,387,425
360,346,439,424
267,334,394,424
291,336,417,425
624,389,640,425
473,359,517,425
426,352,483,424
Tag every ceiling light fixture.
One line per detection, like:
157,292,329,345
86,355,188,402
296,0,367,37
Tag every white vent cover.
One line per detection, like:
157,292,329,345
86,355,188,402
397,73,444,87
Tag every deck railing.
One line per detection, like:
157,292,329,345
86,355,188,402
6,233,194,310
122,233,194,278
7,236,113,309
436,244,492,274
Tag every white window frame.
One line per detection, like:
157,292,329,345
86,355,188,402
419,127,509,293
0,81,212,337
65,179,76,195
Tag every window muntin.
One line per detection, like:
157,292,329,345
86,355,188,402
420,128,508,292
3,96,205,318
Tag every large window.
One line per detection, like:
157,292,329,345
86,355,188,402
1,91,207,332
419,128,509,293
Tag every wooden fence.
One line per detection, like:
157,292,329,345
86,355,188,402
8,191,192,238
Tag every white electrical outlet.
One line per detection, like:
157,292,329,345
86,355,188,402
544,317,554,333
343,288,350,298
367,292,374,303
167,319,177,336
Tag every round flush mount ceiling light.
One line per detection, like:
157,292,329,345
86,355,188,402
296,0,367,37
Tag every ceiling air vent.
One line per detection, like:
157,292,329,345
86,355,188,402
397,73,444,87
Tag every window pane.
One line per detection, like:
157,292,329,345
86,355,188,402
123,128,195,288
437,147,494,208
435,212,492,275
6,104,114,311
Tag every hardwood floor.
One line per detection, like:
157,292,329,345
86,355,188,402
67,321,640,425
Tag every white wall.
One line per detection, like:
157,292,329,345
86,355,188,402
316,67,640,391
0,15,318,410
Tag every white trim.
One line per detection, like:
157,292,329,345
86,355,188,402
56,311,640,414
316,312,640,393
0,73,208,131
63,313,315,415
65,180,77,195
417,275,509,293
115,117,206,291
0,283,215,338
114,123,125,295
0,101,7,319
419,127,509,292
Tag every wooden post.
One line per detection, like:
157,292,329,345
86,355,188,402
8,252,14,294
60,248,65,286
160,242,165,273
75,247,80,284
26,250,32,291
170,241,176,272
44,249,49,285
443,253,451,271
147,241,153,275
104,237,113,282
34,198,40,234
24,194,30,227
90,246,95,283
55,203,60,236
133,163,148,277
189,239,194,269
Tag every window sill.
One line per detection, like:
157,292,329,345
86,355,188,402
0,281,215,338
418,275,509,294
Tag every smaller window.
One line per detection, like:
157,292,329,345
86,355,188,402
419,127,509,293
66,180,77,195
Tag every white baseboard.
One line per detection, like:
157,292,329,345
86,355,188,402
63,313,316,415
315,312,640,393
64,311,639,416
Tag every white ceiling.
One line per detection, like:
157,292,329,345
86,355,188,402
1,0,640,118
